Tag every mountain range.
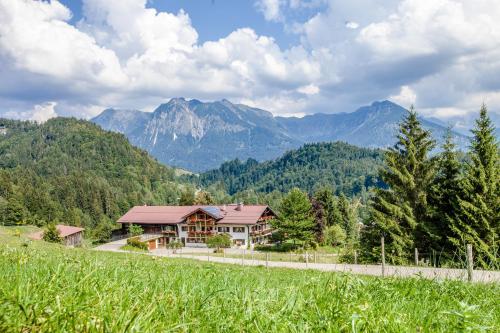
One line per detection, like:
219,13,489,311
92,98,469,172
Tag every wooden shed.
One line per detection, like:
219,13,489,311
30,225,85,247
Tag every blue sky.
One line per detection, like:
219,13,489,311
0,0,499,130
59,0,314,48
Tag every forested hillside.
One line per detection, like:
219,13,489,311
0,118,189,240
195,142,385,197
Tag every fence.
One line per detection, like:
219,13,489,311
165,240,499,283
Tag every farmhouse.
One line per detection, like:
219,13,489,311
117,203,275,249
30,224,84,246
0,124,7,135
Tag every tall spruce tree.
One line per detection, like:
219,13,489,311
310,196,326,244
429,128,462,255
368,107,437,263
338,193,358,243
451,105,499,268
272,188,315,247
313,187,341,226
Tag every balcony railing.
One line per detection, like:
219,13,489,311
187,231,214,237
250,229,273,236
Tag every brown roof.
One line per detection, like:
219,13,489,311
29,224,84,240
118,205,274,225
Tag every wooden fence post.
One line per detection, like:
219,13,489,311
305,251,309,267
414,248,419,266
314,252,317,264
207,248,210,262
466,244,473,282
290,251,293,262
381,236,385,277
242,249,245,265
354,250,358,265
266,252,269,268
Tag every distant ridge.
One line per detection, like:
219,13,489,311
92,99,468,172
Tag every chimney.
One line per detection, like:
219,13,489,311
236,202,243,211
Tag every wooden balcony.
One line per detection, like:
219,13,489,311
250,229,273,236
187,231,214,237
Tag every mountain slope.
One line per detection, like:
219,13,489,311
194,142,385,196
93,98,299,172
0,118,188,238
276,101,469,149
92,99,468,172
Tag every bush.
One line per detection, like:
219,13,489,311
324,225,346,247
126,237,148,251
43,224,62,243
206,234,231,250
166,241,183,252
254,243,299,252
129,224,143,237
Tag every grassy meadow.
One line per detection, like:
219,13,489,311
0,227,499,332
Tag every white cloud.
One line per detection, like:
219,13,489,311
0,0,320,117
345,21,359,29
4,101,58,123
0,0,499,127
389,86,416,108
30,102,58,123
0,0,126,86
255,0,286,22
297,84,320,95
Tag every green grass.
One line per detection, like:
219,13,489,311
185,251,341,264
0,227,499,332
120,244,148,253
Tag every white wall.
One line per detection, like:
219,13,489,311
177,223,250,248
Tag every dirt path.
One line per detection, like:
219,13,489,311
150,249,500,283
94,242,499,283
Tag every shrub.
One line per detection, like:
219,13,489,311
254,243,299,252
206,234,231,251
324,225,346,247
126,237,148,251
43,224,63,243
166,241,183,252
128,224,143,237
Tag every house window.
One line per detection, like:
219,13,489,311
218,227,230,233
181,226,188,232
233,227,245,233
233,239,245,246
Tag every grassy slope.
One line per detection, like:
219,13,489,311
0,227,498,332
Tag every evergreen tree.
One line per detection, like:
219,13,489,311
338,193,358,243
179,188,195,205
452,105,499,268
429,128,462,254
194,191,215,205
3,197,26,226
310,196,326,244
272,188,315,247
367,107,437,263
43,223,62,243
313,187,340,226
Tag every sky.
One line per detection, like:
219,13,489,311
1,0,500,131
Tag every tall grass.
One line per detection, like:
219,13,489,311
0,232,498,332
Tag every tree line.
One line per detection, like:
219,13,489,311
193,142,385,198
269,106,499,269
0,118,189,241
